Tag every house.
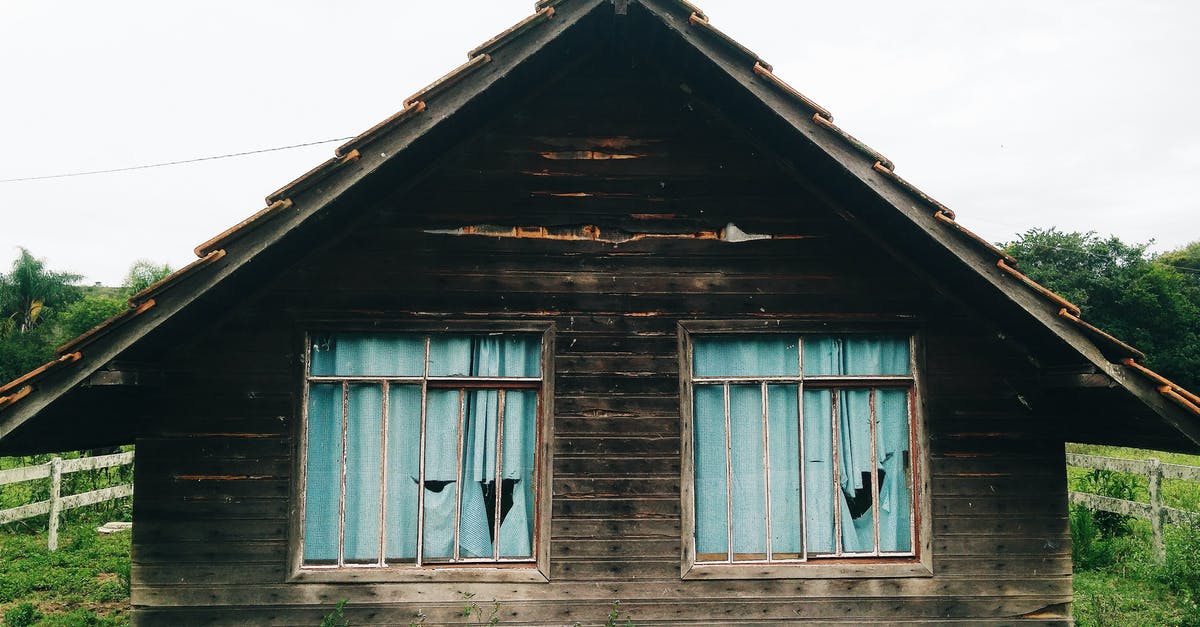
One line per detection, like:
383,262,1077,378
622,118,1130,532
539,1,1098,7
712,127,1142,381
2,0,1199,624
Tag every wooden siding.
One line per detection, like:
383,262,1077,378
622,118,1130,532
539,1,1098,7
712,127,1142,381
130,52,1071,625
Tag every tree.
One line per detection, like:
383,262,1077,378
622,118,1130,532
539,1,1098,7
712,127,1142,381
0,248,82,335
122,259,172,296
1003,229,1200,392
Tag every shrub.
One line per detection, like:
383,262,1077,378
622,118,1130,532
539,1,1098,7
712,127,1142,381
1076,469,1138,537
4,602,41,627
1071,504,1115,570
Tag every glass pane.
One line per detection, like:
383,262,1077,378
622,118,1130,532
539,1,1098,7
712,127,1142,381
459,390,499,559
344,385,383,563
729,385,766,559
839,390,875,553
802,390,834,554
429,335,541,377
304,384,343,564
694,337,799,378
693,385,728,559
385,385,421,562
877,389,912,552
767,385,802,558
804,336,910,376
499,390,537,559
422,390,461,561
310,333,424,377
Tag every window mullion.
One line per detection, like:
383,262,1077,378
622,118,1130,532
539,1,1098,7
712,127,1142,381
797,337,807,562
869,388,880,557
415,337,430,567
378,383,390,567
338,381,349,568
761,381,772,562
831,390,841,557
494,389,506,562
724,382,733,563
453,388,466,562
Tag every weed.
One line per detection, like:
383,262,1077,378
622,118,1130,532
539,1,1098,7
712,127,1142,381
319,599,350,627
1075,468,1138,537
605,600,634,627
1071,505,1115,570
3,602,41,627
459,592,500,625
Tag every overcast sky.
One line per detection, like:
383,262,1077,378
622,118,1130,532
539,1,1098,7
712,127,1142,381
2,1,1197,285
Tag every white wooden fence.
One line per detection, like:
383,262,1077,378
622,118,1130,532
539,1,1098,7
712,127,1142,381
0,451,134,550
1067,452,1200,560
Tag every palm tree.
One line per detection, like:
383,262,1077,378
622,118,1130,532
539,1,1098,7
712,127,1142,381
0,248,82,335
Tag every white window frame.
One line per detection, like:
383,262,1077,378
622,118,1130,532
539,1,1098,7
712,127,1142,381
678,321,932,580
289,323,554,583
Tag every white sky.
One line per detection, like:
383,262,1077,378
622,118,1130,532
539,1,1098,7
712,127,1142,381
1,1,1198,285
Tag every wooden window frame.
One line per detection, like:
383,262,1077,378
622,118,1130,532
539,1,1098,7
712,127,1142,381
678,321,933,580
288,322,555,583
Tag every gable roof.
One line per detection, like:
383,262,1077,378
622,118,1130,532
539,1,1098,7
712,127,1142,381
2,0,1197,454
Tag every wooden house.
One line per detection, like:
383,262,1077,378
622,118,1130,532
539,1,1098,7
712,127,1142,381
2,1,1199,624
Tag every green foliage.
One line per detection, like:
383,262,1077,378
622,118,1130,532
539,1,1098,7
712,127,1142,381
121,260,171,297
4,602,41,627
1160,515,1200,625
319,599,350,627
1003,230,1200,391
1071,505,1116,570
56,296,127,343
459,592,500,625
0,248,82,335
1076,469,1138,537
605,601,634,627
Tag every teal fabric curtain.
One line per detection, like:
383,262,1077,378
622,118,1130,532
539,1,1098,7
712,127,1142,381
693,385,728,557
877,388,912,552
805,336,911,553
500,389,537,558
304,384,343,563
305,333,540,563
344,384,383,563
422,389,460,560
311,334,424,377
802,390,834,554
694,337,798,377
694,335,910,559
385,384,421,561
767,385,802,556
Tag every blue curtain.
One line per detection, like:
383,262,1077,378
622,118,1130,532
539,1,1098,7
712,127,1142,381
500,389,537,558
305,384,343,563
729,385,766,557
344,385,383,563
693,385,728,557
422,389,460,560
312,334,424,377
877,389,912,552
694,337,798,377
385,385,421,561
694,335,910,559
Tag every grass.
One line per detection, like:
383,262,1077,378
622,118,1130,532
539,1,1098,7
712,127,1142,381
1067,444,1200,626
1,454,132,626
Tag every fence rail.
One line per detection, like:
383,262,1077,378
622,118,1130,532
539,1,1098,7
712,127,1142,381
0,451,134,550
1067,452,1200,559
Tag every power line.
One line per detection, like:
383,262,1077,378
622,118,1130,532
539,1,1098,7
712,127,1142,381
0,137,356,184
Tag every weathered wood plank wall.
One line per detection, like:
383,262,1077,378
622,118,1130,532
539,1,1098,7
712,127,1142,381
130,52,1071,624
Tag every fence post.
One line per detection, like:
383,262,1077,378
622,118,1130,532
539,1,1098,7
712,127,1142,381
48,456,62,551
1148,457,1164,562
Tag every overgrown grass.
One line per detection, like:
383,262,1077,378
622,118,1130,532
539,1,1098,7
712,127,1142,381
1,453,132,626
1068,444,1200,626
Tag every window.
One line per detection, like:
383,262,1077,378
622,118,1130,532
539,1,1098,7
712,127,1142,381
682,329,923,574
300,331,548,574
